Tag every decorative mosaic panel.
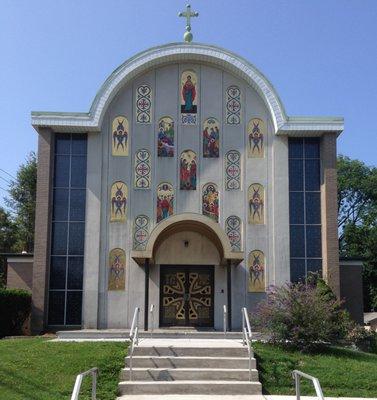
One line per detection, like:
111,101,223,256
134,149,151,189
108,248,126,290
248,118,265,158
158,116,174,157
225,216,242,251
181,70,198,125
136,84,152,123
180,150,197,190
203,117,220,158
202,183,219,222
133,215,150,250
111,116,129,156
225,150,241,190
248,250,265,292
110,181,127,222
226,86,241,125
157,182,174,223
248,183,264,224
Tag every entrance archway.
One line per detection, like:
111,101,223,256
131,213,243,330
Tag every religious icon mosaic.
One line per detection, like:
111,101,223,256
226,86,241,125
180,150,197,190
181,70,198,125
111,116,129,156
157,182,174,223
202,183,219,222
133,215,150,250
110,181,128,222
248,183,264,224
225,150,241,190
134,149,151,189
108,248,126,290
248,118,265,158
136,84,152,124
225,216,242,251
248,250,265,292
158,116,174,157
203,118,220,158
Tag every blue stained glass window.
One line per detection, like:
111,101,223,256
66,291,82,325
70,189,86,221
48,133,87,326
70,156,87,188
307,259,322,275
305,159,320,191
304,138,320,158
289,137,322,282
54,156,70,187
72,137,87,155
306,225,322,258
68,223,85,255
51,222,68,255
290,225,305,257
290,259,306,283
49,257,66,290
48,291,65,325
55,134,71,155
305,192,321,224
52,189,69,221
288,138,303,159
67,257,84,289
289,192,304,224
289,159,304,191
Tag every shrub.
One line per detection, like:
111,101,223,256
253,280,351,352
0,288,31,337
346,324,377,353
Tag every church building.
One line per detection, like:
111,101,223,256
30,9,343,332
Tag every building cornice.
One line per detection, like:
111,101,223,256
31,42,343,136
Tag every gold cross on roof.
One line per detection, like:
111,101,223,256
178,4,199,43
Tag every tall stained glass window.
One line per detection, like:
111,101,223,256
288,138,322,282
48,133,87,326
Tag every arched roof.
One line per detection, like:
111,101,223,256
31,42,343,136
131,213,243,266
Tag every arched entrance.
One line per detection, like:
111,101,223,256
131,213,243,330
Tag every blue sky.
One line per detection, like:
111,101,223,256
0,0,376,201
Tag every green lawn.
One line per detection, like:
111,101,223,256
254,342,377,397
0,338,127,400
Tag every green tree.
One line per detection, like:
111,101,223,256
5,152,37,253
337,155,377,311
0,208,17,287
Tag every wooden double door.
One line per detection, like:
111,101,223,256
160,265,214,327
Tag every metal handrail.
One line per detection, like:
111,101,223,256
223,305,227,335
70,367,98,400
128,307,140,381
150,304,155,338
241,307,253,381
292,370,325,400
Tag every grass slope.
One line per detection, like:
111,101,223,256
254,342,377,397
0,338,127,400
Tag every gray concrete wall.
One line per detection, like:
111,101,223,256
83,62,291,330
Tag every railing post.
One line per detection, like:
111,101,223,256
295,373,300,400
92,370,97,400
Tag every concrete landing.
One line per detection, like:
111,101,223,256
56,329,250,341
117,397,377,400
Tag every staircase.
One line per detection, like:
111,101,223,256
117,337,262,398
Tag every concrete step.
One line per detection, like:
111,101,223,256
120,367,258,381
125,356,255,369
118,380,262,395
56,329,244,340
135,346,248,357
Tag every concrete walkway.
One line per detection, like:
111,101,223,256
117,396,377,400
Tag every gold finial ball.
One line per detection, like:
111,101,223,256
184,30,193,43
